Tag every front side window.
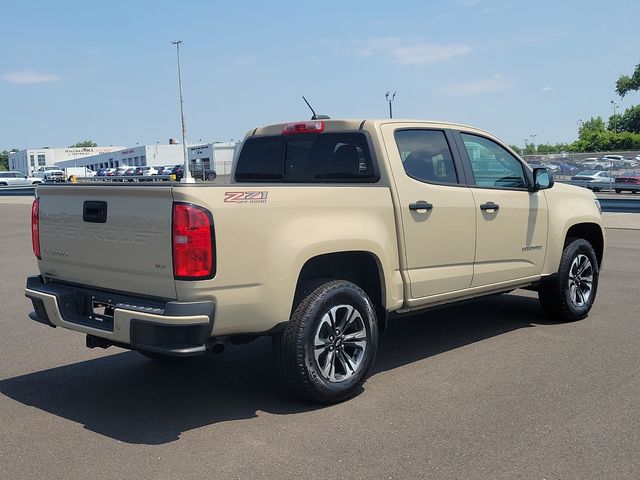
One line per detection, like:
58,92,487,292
394,130,458,184
460,134,527,189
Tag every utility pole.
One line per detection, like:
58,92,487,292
172,40,194,183
611,100,619,133
386,91,396,119
530,134,537,152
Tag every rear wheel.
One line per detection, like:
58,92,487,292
538,239,599,322
273,280,378,403
615,189,621,193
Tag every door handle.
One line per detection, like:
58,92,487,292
480,202,499,211
409,201,433,212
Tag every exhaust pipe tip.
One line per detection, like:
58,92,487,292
206,338,226,354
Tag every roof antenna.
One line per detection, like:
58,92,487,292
302,96,330,120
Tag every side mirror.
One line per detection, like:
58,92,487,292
532,167,554,191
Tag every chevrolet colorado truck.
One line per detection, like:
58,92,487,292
25,119,605,403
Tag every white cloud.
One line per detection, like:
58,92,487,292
435,74,509,97
357,37,474,66
541,86,552,92
2,70,62,84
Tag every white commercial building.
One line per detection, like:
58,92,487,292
54,142,240,174
9,146,125,175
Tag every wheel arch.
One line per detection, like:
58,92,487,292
564,222,604,269
293,251,388,329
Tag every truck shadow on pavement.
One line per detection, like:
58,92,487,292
0,293,553,445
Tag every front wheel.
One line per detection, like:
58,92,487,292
273,280,378,403
538,239,599,322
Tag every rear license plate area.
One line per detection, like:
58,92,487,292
82,298,115,331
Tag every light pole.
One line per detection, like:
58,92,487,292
611,100,619,133
172,40,194,183
530,134,537,152
386,91,396,119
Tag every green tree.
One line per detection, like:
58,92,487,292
509,144,522,154
615,62,640,98
618,105,640,133
607,113,623,132
68,140,97,148
0,150,9,170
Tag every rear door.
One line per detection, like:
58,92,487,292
37,184,177,299
381,123,476,299
454,131,548,287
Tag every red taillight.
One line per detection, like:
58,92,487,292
172,203,215,280
282,120,325,134
32,198,41,259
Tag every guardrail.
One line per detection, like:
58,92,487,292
0,185,37,196
85,175,172,183
598,198,640,213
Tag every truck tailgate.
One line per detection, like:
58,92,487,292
36,184,176,299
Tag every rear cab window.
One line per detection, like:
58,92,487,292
235,132,378,183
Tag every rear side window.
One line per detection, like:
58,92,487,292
394,130,459,184
235,132,377,183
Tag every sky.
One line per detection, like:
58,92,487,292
2,0,640,151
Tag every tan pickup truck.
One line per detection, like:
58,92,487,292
25,119,605,403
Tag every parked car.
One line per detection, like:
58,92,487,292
96,168,108,177
33,166,65,182
123,167,137,176
139,166,159,176
571,170,613,191
549,161,579,175
0,171,42,186
163,164,184,180
113,166,129,176
580,158,611,170
603,155,637,168
105,168,118,176
614,172,640,193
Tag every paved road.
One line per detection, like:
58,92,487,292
1,203,638,479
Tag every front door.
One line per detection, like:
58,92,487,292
381,124,476,300
456,132,548,287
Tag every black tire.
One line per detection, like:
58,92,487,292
206,172,216,181
0,182,7,186
538,238,599,322
273,279,378,403
615,189,621,194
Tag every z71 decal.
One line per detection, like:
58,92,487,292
224,191,269,204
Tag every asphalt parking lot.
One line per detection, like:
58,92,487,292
1,200,639,479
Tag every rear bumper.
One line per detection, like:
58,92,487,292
25,275,215,357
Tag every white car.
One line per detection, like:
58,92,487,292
571,170,613,191
33,166,65,182
0,171,43,186
580,158,611,170
140,166,159,175
603,155,637,168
